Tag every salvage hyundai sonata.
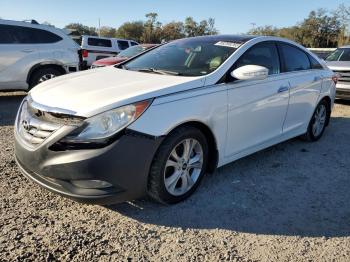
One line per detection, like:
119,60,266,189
15,35,336,204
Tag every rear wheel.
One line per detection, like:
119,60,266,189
302,100,329,141
148,127,209,204
29,67,62,89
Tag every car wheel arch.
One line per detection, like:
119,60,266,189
161,120,219,174
27,63,66,87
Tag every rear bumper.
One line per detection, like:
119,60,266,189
15,129,163,205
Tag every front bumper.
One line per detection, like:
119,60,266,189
15,129,163,205
336,83,350,100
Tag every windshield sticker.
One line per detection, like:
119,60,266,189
215,41,242,49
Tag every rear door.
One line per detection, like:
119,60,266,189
278,43,323,134
225,41,291,157
0,24,40,88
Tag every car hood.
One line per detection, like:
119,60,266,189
93,56,127,66
326,61,350,71
29,67,204,117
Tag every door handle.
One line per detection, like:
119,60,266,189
277,86,289,93
21,49,34,53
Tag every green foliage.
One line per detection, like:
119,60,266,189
248,5,349,48
64,14,218,43
64,23,97,36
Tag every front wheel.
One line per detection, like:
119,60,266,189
302,100,330,141
148,126,209,204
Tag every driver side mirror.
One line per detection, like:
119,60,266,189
231,65,269,81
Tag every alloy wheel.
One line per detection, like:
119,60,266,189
164,138,203,196
312,104,327,137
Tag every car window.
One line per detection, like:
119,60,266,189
87,37,112,47
338,49,350,61
308,54,323,69
0,24,62,44
130,41,138,46
117,40,130,50
117,46,146,58
279,43,311,72
325,49,345,61
0,25,16,43
234,42,280,75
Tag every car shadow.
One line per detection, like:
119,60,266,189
0,92,26,126
107,115,350,238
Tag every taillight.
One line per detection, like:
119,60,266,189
82,49,88,58
332,74,339,85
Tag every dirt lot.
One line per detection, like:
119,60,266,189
0,92,350,261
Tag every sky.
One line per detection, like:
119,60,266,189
0,0,348,34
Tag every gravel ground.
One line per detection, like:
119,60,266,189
1,92,350,261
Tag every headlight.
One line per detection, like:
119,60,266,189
57,100,151,146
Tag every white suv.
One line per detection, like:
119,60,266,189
0,19,81,91
81,35,138,68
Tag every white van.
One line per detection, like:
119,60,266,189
81,35,138,68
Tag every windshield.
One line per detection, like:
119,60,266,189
326,48,350,62
123,38,238,76
117,45,148,58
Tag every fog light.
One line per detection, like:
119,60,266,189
70,180,113,189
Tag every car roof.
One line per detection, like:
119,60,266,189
177,34,257,43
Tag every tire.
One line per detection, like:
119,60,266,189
301,99,330,142
148,126,209,204
29,67,62,89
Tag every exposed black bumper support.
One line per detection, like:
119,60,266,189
15,129,164,205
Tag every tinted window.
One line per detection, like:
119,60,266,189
87,37,112,47
0,25,15,43
308,55,323,69
130,41,138,46
279,43,311,72
325,48,350,61
234,42,280,75
117,40,130,50
0,25,62,44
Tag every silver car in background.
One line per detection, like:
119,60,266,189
325,46,350,100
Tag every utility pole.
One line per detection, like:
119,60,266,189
98,18,101,37
250,22,256,30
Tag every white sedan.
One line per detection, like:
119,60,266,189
14,35,336,205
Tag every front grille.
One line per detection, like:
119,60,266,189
334,70,350,83
17,101,62,146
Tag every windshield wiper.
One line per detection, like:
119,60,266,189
134,68,181,76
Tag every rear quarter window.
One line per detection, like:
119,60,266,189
117,40,130,50
87,37,112,47
279,43,311,72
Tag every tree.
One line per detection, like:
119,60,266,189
142,13,162,43
248,25,279,36
161,22,185,41
184,17,198,37
64,23,97,37
116,21,144,42
99,26,116,38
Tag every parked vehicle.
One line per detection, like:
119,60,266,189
0,19,81,91
81,35,138,68
308,48,336,60
15,35,336,205
325,46,350,100
91,44,158,68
